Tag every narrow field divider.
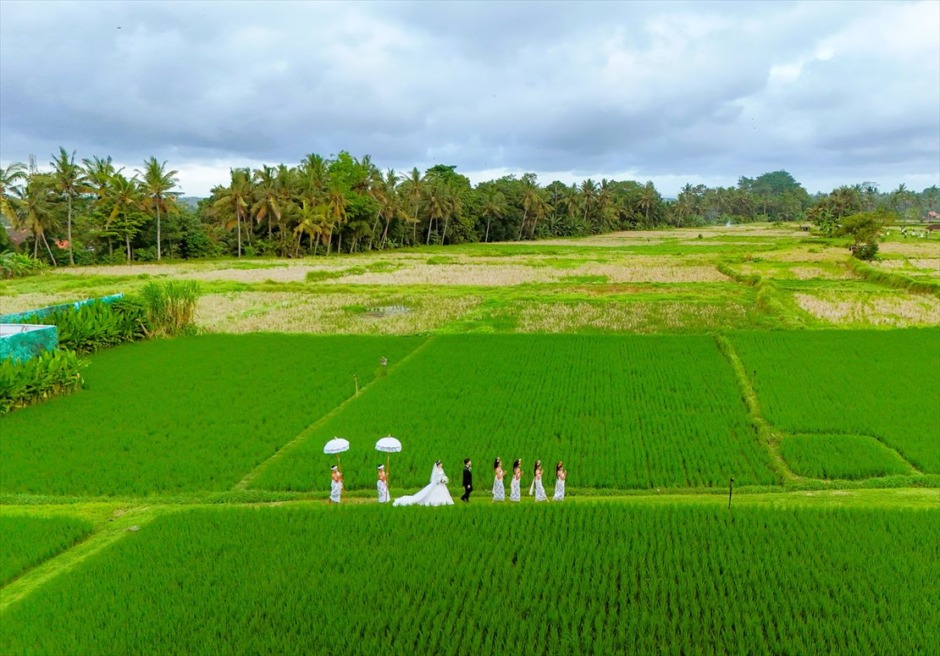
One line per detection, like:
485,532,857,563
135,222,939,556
233,336,437,490
714,335,796,484
0,505,158,613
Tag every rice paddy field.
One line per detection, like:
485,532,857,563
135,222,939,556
2,225,938,654
249,334,778,492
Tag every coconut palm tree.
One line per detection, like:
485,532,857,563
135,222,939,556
372,169,400,249
579,179,598,230
425,180,450,245
106,173,145,264
516,177,541,240
325,182,347,255
252,165,282,241
137,157,179,261
212,168,252,257
293,199,326,256
401,167,424,245
14,173,59,264
0,162,27,226
527,191,553,239
50,147,87,265
480,187,507,243
636,182,659,227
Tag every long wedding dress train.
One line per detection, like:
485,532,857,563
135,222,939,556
393,464,454,507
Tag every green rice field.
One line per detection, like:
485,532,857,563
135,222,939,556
780,434,916,480
0,515,93,586
251,334,778,492
0,334,423,496
2,229,938,654
730,329,940,474
2,504,937,655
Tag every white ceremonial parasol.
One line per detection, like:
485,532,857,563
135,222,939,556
324,437,350,455
375,436,402,487
324,437,350,501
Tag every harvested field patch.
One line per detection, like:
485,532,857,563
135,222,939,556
512,300,758,333
794,291,940,326
197,291,481,334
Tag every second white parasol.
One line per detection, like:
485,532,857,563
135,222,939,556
375,436,402,486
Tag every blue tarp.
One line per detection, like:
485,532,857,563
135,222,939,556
0,324,58,362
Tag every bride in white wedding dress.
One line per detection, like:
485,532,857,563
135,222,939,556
393,460,454,507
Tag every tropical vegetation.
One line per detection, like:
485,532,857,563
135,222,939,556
2,149,938,265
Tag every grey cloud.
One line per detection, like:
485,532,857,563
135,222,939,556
1,0,937,196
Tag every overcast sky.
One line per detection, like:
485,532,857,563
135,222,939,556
1,0,938,197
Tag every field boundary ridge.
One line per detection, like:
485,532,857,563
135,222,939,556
232,336,437,490
0,505,159,613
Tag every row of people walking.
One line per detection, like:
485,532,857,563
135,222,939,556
329,458,567,504
493,458,566,502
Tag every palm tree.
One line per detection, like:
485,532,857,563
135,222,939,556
579,179,598,230
51,147,87,265
14,173,59,263
82,156,124,257
524,190,552,239
212,168,252,257
83,156,122,201
480,187,507,243
252,165,281,240
373,169,400,249
517,182,538,240
401,168,424,245
636,182,658,227
299,153,329,198
325,182,347,255
106,173,144,264
274,164,299,255
0,162,27,227
137,157,179,261
293,199,326,256
425,180,444,245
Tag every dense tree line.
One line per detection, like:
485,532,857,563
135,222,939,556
1,149,938,264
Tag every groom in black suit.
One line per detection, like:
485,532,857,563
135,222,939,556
461,458,473,502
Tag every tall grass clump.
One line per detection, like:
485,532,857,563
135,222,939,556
139,280,201,336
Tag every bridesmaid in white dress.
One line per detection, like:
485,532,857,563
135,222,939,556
329,465,343,504
509,459,522,502
530,460,547,502
552,461,566,501
377,464,390,503
492,457,505,502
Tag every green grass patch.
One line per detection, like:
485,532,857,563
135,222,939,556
0,335,424,496
781,434,915,480
0,515,93,585
559,274,609,284
1,505,936,654
731,329,940,473
252,334,777,492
